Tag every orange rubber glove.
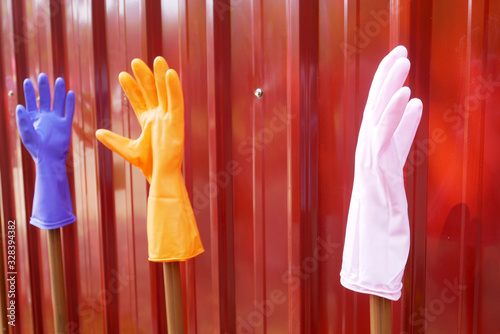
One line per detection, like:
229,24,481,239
96,57,204,262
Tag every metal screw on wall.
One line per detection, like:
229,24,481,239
254,88,263,98
8,90,14,96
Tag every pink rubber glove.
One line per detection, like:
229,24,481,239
340,46,423,301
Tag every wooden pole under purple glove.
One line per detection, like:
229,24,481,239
47,229,68,331
15,74,76,332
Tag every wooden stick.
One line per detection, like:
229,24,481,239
163,262,185,334
370,294,392,334
47,228,67,332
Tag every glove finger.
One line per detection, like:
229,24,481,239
132,58,158,110
96,129,138,166
38,73,52,112
366,45,408,109
23,78,38,112
64,90,76,124
394,98,423,166
373,57,410,124
154,57,169,111
119,72,147,120
166,69,184,126
53,77,66,117
16,105,38,155
376,87,411,151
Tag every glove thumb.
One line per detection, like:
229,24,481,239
16,105,38,157
96,129,140,167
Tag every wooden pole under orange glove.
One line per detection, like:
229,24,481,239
164,262,185,333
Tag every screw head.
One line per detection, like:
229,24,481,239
8,90,14,96
254,88,263,98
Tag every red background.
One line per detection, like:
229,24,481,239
0,0,499,333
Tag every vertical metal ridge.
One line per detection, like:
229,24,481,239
460,0,489,332
402,1,432,333
179,0,204,333
457,0,474,331
389,0,400,48
341,0,350,329
205,2,221,332
91,0,119,331
251,0,266,333
298,0,320,332
286,0,303,331
206,1,236,332
177,1,195,333
470,2,491,331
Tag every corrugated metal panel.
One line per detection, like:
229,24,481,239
0,0,498,333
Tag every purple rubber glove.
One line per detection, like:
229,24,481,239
15,73,76,229
340,46,423,301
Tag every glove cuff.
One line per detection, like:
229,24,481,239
30,214,76,230
340,272,402,301
31,163,76,229
146,195,204,262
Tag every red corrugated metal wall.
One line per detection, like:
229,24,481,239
0,0,499,333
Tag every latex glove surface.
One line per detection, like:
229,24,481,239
340,46,423,301
15,74,76,229
96,57,204,262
